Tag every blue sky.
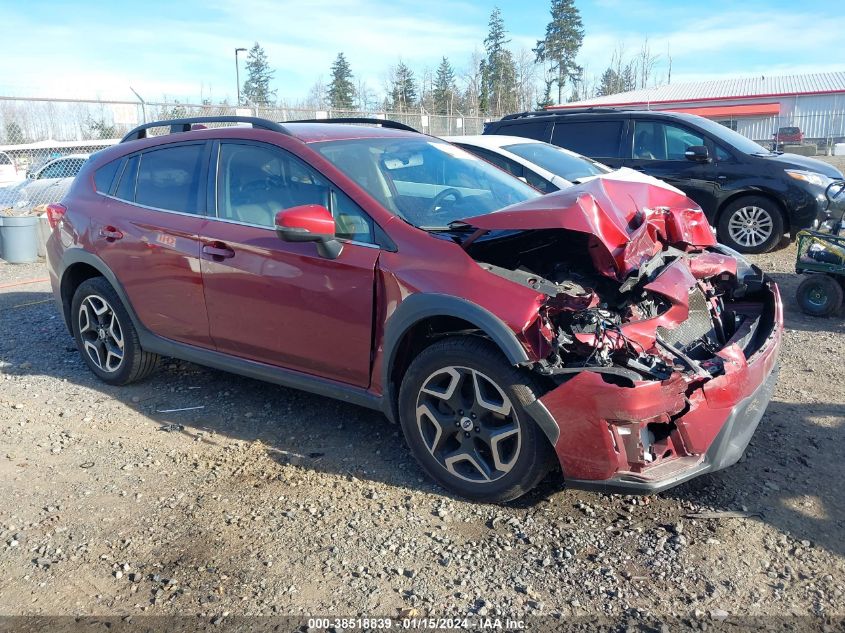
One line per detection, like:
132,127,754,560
0,0,842,104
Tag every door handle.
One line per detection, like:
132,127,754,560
202,242,235,259
632,166,647,172
99,226,123,241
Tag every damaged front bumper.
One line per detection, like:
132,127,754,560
531,280,783,495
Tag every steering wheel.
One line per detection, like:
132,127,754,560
428,188,463,214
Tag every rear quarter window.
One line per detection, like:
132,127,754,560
552,120,625,158
0,153,11,166
94,160,121,193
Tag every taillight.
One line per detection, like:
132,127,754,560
46,203,66,229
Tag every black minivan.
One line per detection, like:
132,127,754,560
484,108,843,253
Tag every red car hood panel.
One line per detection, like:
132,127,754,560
460,177,716,280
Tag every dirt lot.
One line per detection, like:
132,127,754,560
0,242,843,627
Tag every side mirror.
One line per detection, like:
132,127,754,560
684,145,710,163
274,204,343,259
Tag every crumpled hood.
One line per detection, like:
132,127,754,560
460,172,716,280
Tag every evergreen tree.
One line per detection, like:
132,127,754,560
482,7,518,116
389,61,418,112
328,52,355,109
597,68,619,96
5,121,24,144
242,42,276,106
478,58,490,115
534,0,584,104
87,118,116,140
432,57,456,115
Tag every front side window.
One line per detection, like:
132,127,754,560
313,138,539,228
633,121,706,161
135,144,205,213
217,142,374,242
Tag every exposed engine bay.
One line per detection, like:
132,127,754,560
466,228,774,387
452,176,782,484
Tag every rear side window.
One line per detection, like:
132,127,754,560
136,144,205,213
552,120,625,158
460,145,523,178
494,122,550,142
0,153,11,166
94,160,121,193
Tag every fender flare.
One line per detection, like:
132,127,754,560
381,293,531,421
59,249,146,335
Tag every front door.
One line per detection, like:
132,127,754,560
626,119,719,217
200,141,380,387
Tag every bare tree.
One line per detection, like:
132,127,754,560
637,38,660,89
459,49,484,116
515,48,539,111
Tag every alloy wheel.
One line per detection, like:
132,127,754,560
415,366,521,483
727,205,774,248
78,294,125,373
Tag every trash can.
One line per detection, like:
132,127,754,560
0,215,40,263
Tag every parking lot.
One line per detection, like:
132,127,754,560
0,234,843,624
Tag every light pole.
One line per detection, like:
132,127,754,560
235,47,247,105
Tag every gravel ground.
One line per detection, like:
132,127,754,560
0,243,843,628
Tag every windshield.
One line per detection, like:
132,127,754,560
503,142,610,181
312,138,540,228
691,117,774,155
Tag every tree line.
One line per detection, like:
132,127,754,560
240,1,669,118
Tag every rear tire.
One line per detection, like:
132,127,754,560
718,196,784,254
398,336,555,503
796,274,843,317
71,277,160,385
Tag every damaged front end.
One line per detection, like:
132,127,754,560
460,176,783,493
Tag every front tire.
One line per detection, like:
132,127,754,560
796,274,843,317
70,277,160,385
718,196,784,254
398,337,555,503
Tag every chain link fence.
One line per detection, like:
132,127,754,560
710,111,845,152
3,95,845,215
0,96,487,214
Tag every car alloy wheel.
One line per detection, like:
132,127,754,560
415,366,521,483
727,205,774,249
77,294,125,373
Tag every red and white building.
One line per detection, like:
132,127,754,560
552,71,845,143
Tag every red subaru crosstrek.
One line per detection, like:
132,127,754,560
46,116,782,502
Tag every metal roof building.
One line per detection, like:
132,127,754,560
551,72,845,143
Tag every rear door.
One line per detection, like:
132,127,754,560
550,117,629,168
626,118,719,215
93,142,212,347
199,140,379,386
